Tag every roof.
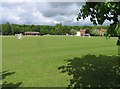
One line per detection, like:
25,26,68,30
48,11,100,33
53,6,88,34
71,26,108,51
24,32,40,34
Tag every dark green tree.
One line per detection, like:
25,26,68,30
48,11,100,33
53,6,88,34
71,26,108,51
2,22,12,35
62,26,71,35
77,1,120,44
70,29,77,35
40,28,49,35
0,24,2,35
77,1,120,87
13,26,21,34
54,23,63,35
33,25,40,32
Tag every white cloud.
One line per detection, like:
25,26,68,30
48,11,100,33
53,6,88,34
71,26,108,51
31,10,55,25
2,0,85,2
1,1,111,26
32,10,42,17
54,21,60,24
10,15,20,21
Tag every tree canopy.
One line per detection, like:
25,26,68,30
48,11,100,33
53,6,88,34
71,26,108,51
1,22,108,36
77,1,120,37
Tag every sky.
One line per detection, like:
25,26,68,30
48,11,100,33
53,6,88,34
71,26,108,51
1,0,112,26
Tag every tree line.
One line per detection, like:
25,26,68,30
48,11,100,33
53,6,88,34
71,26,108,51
0,22,108,36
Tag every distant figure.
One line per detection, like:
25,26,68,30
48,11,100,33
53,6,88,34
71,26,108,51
66,33,69,36
17,33,23,40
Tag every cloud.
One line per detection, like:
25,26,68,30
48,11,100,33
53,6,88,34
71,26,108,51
1,1,111,26
54,21,60,24
2,0,86,2
41,2,83,17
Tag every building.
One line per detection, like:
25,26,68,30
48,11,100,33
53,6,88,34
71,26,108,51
81,29,106,36
97,28,106,36
80,29,90,36
76,31,81,36
80,29,85,36
24,32,40,35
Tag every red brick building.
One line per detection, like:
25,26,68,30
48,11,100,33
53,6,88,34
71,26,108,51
97,28,106,36
24,32,40,35
80,29,90,36
80,28,106,36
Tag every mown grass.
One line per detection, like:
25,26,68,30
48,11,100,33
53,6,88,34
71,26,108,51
2,36,118,87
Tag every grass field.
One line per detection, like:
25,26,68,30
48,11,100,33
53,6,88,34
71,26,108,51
2,36,119,87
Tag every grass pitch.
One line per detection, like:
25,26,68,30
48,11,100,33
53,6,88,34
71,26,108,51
2,36,118,87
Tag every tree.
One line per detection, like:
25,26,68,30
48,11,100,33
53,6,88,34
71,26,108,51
77,1,120,25
54,23,63,35
13,26,21,34
62,26,71,35
0,24,2,35
40,28,49,35
77,1,120,44
77,1,120,87
70,29,77,35
2,22,12,35
33,25,40,32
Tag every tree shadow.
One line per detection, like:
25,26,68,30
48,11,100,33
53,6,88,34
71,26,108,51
58,55,120,88
0,71,22,89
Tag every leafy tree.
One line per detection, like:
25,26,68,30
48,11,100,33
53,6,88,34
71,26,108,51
77,1,120,87
49,29,55,35
13,26,22,34
40,28,49,35
0,23,109,36
0,24,2,35
54,23,63,35
2,22,12,35
63,26,71,35
70,29,76,35
77,1,120,25
77,1,120,42
91,29,99,36
33,25,40,32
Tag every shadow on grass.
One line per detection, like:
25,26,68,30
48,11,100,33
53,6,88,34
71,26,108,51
58,55,120,88
0,71,22,89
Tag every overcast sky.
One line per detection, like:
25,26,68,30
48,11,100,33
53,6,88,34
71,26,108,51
1,0,112,26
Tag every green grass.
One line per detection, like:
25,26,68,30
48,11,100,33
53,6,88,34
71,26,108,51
2,36,118,87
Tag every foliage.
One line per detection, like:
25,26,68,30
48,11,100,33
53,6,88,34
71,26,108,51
1,23,109,36
91,29,99,36
54,23,63,35
70,29,77,35
0,71,22,88
2,22,12,35
58,55,120,88
77,1,120,36
115,22,120,36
